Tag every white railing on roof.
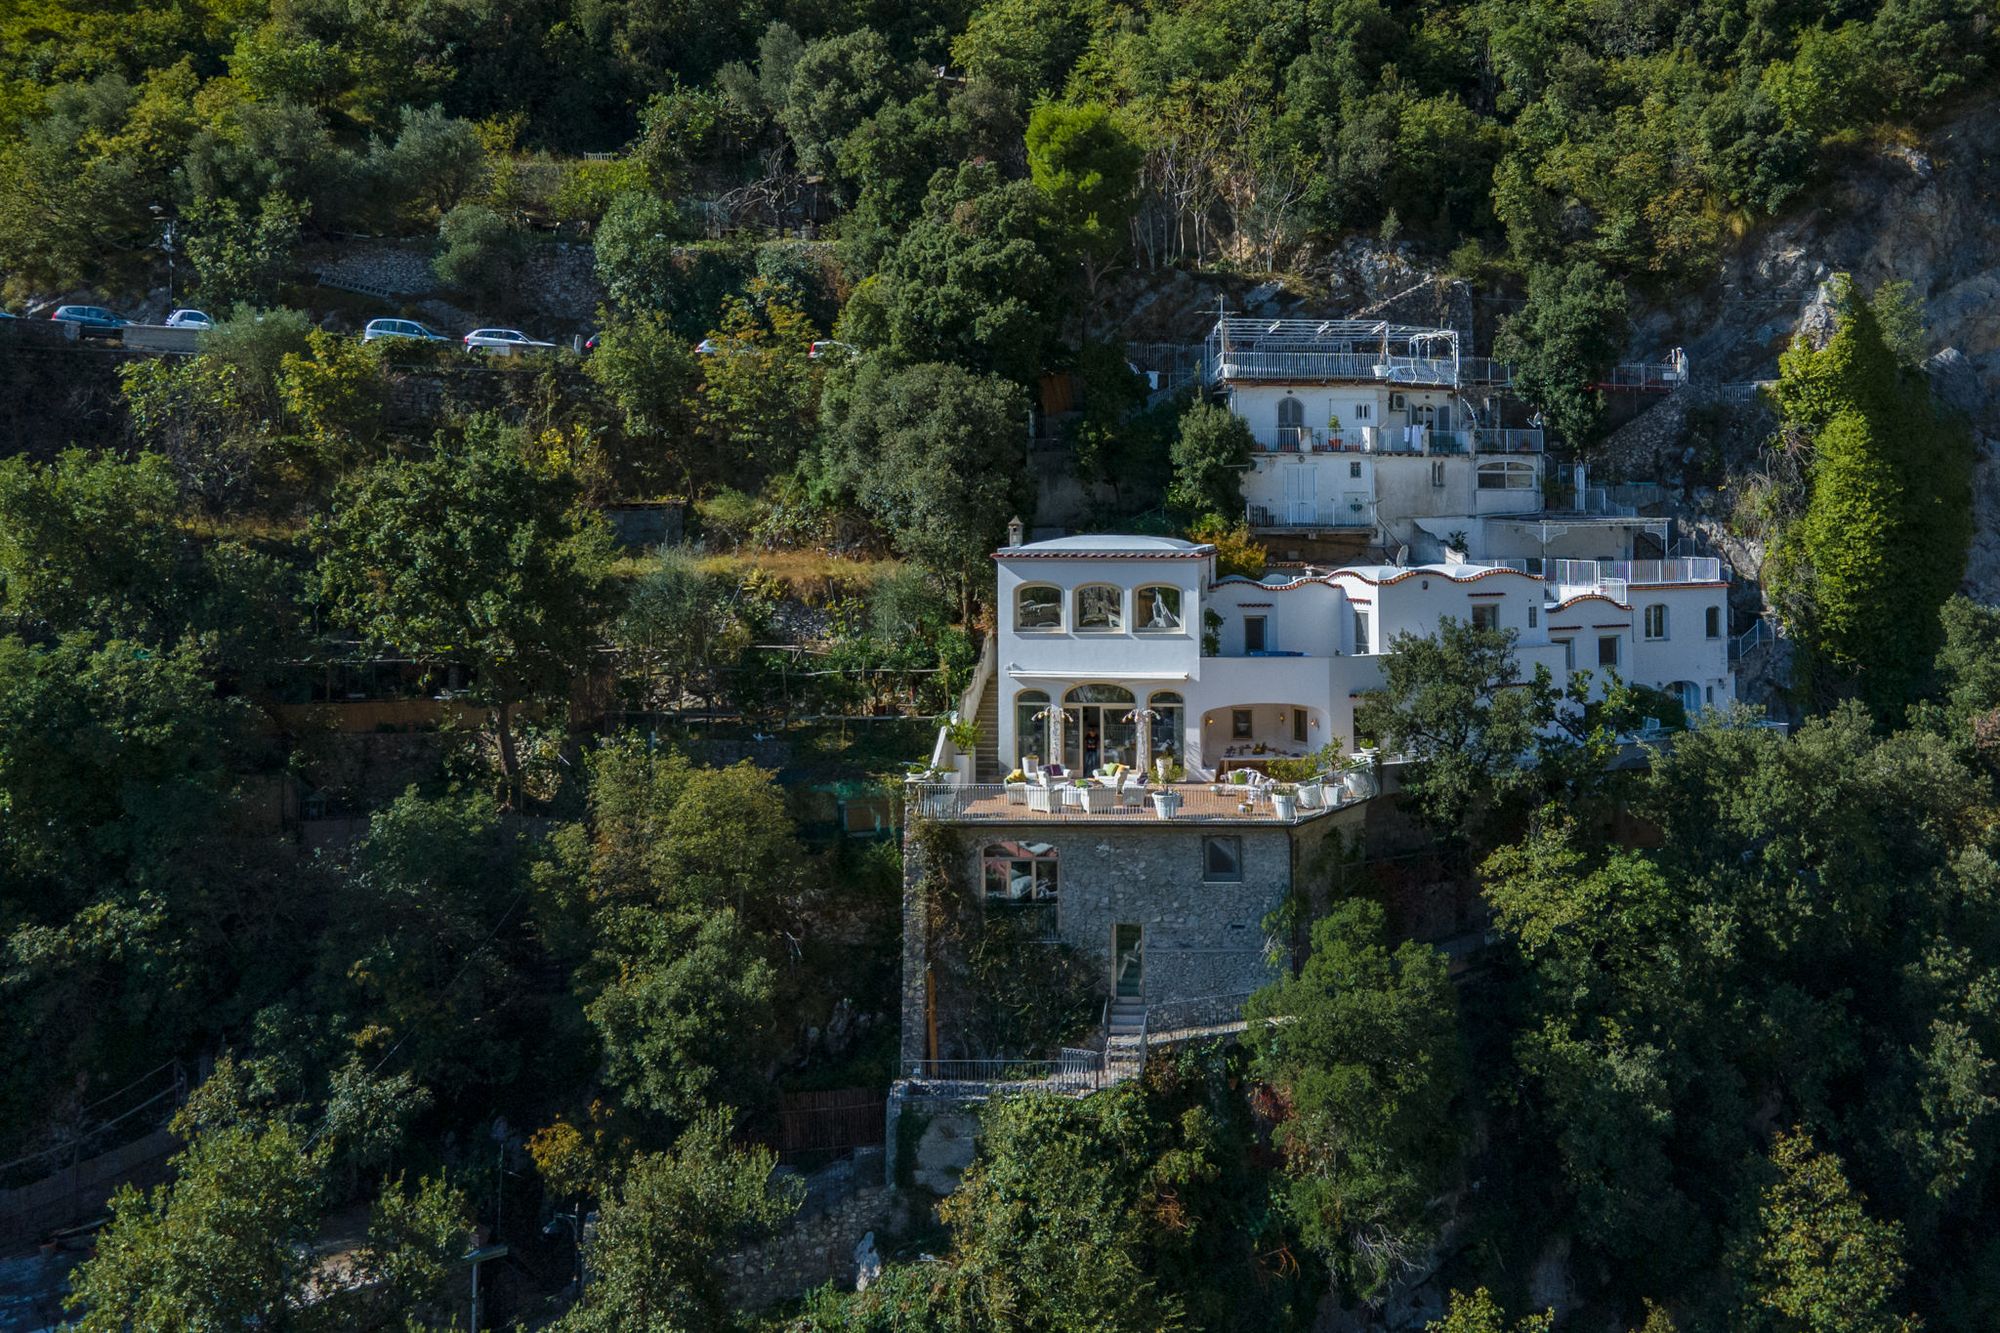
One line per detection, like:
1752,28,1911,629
1246,500,1376,531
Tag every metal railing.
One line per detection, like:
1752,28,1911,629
1246,501,1376,530
1484,557,1720,589
1473,427,1545,454
906,782,1321,824
1209,350,1463,388
1730,617,1776,661
901,1051,1107,1094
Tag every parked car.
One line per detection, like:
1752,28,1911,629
694,338,719,355
807,339,855,360
51,305,128,337
463,328,556,355
164,308,213,329
364,317,450,343
583,331,599,353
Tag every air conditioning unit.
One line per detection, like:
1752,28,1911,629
1389,392,1407,410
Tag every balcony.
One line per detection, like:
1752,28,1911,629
1487,557,1724,602
1473,427,1544,454
1247,500,1376,531
907,781,1339,825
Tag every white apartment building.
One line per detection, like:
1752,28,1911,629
987,532,1734,775
1206,316,1673,564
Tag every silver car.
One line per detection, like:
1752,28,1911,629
165,308,214,329
462,327,556,355
364,317,450,343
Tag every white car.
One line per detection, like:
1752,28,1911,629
364,317,450,343
463,328,556,355
807,340,856,360
165,308,213,329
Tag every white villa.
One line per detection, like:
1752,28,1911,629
1208,316,1680,564
983,530,1733,778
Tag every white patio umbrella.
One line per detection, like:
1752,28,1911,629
1031,706,1065,772
1122,708,1162,780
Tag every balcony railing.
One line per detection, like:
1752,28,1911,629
1485,557,1721,597
1209,350,1462,387
1473,427,1544,454
907,782,1327,824
1246,500,1375,530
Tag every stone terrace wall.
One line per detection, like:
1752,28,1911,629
723,1153,911,1311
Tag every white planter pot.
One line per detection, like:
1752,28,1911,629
1151,791,1182,819
1272,794,1298,820
1342,769,1373,800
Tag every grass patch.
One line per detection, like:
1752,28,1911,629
609,547,902,603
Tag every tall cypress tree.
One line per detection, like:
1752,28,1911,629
1767,279,1973,715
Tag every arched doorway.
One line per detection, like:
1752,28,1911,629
1063,684,1136,773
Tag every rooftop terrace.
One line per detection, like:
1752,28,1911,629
908,780,1352,826
1202,317,1517,390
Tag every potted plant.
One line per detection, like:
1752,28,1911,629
945,718,981,752
1271,783,1299,819
1004,769,1028,804
1152,787,1183,818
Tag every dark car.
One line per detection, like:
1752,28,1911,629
52,304,129,338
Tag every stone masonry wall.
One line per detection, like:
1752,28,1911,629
722,1159,909,1311
968,823,1290,1004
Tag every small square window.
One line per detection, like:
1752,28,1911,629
1232,709,1253,738
1643,605,1668,640
1471,604,1499,631
1202,836,1243,883
1431,460,1446,487
1349,460,1362,478
1354,403,1371,421
1598,635,1620,668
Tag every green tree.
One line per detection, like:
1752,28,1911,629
1246,899,1464,1301
875,161,1056,383
1167,401,1252,524
614,548,751,712
1026,101,1141,322
310,420,614,798
1494,261,1631,447
695,279,819,482
0,450,184,640
594,191,687,315
1428,1288,1555,1333
329,790,534,1094
778,30,914,187
1733,1129,1915,1333
432,202,526,305
1767,278,1974,715
583,309,702,495
183,190,307,309
558,1110,799,1332
819,360,1030,617
65,1119,326,1331
1355,617,1560,836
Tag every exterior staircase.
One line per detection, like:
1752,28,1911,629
973,666,1003,782
1105,999,1146,1078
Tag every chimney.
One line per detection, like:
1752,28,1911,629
1006,516,1024,548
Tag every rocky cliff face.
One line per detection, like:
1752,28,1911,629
1629,100,2000,602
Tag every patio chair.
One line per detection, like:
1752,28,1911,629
1027,779,1058,814
1119,774,1149,808
1078,783,1117,814
1023,755,1041,781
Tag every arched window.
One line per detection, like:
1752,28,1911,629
1016,583,1062,630
1074,584,1124,632
983,841,1059,903
1149,690,1184,763
1477,460,1536,490
1134,585,1183,632
1014,689,1049,766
